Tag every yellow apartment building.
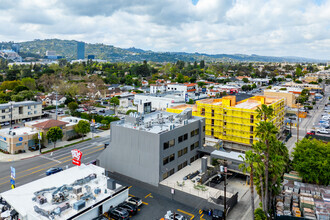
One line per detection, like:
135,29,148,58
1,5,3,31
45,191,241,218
167,96,285,149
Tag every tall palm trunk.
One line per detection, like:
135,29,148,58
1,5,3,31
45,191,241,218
250,164,255,220
260,175,265,211
265,140,270,214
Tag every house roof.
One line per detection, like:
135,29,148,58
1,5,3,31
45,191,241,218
32,119,68,129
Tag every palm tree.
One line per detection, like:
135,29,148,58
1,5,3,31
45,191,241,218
239,150,258,219
255,104,277,215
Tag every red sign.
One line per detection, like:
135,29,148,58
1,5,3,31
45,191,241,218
71,149,82,166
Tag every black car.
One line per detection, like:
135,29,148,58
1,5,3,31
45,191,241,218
118,202,138,215
212,209,224,220
108,207,129,220
210,175,223,184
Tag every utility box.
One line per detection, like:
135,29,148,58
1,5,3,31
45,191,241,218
107,178,116,190
73,186,82,194
201,156,208,173
73,200,85,211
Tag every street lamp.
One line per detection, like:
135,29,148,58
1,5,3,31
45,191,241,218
217,159,232,220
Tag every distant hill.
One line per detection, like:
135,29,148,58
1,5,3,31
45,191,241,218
0,39,327,63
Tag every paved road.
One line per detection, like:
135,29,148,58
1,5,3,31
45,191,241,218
286,85,329,154
0,136,109,193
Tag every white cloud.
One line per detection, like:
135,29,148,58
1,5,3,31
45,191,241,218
0,0,329,59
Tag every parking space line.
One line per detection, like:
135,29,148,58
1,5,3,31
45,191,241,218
129,194,135,197
128,186,132,189
142,201,149,205
145,193,152,198
177,209,195,220
200,214,205,220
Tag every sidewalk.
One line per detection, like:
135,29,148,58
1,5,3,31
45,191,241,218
0,130,110,162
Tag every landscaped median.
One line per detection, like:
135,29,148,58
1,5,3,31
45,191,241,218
41,138,93,154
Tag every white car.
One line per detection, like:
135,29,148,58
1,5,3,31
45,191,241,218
322,116,330,120
164,211,187,220
317,129,329,134
125,196,142,207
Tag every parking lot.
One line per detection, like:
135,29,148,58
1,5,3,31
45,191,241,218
110,179,213,220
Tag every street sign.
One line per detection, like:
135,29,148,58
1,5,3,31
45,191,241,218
10,167,15,179
38,132,42,140
71,149,82,166
10,179,15,185
11,184,15,189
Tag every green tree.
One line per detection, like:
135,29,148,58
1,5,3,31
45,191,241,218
242,78,249,83
292,138,330,185
74,120,91,140
110,96,120,114
252,83,257,89
21,77,36,90
46,127,63,148
176,73,184,83
200,60,205,69
318,78,323,83
68,102,78,114
186,99,194,104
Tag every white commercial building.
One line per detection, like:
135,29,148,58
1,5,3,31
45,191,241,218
0,164,129,220
134,92,185,110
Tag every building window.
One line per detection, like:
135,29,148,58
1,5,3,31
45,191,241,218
250,126,254,133
1,110,4,113
28,106,31,109
163,142,169,150
169,139,175,147
169,168,174,176
184,133,188,140
178,136,183,143
211,128,214,136
201,108,205,116
163,157,169,165
224,111,227,115
190,157,195,163
223,131,226,136
190,141,199,151
163,172,168,180
224,122,227,126
212,110,215,117
250,136,253,145
34,105,37,108
211,119,214,126
250,115,254,123
183,161,188,167
34,111,37,114
169,153,175,162
203,137,205,145
178,164,183,171
203,126,205,132
2,116,5,119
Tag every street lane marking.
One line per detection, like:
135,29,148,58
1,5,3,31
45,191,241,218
0,148,104,186
39,155,61,163
0,145,104,182
145,193,152,198
177,209,195,220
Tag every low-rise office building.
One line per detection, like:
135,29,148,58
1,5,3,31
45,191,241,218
0,101,42,124
0,164,129,220
0,117,86,154
264,89,296,107
98,109,205,186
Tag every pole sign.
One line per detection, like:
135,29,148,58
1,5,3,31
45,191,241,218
71,149,82,166
10,166,15,189
38,132,42,140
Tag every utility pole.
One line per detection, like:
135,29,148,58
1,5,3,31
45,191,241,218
55,92,58,120
218,159,232,220
297,102,300,145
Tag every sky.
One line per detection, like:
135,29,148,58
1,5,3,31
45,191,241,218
0,0,329,60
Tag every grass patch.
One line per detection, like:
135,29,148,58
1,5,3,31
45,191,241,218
42,138,92,154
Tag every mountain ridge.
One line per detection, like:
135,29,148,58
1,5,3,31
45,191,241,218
0,39,327,63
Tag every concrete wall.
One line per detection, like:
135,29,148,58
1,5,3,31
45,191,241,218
98,124,161,186
159,119,205,181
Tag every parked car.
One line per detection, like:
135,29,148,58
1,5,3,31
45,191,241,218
212,209,224,220
322,116,330,120
4,122,10,126
0,123,5,126
317,129,329,134
210,175,223,184
306,131,315,135
164,210,187,220
46,167,63,176
108,207,129,220
118,202,138,215
99,109,105,113
126,196,143,207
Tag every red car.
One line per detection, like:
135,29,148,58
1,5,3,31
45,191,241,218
307,131,315,135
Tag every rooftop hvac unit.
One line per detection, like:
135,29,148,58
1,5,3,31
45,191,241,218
160,112,163,118
73,200,85,211
107,178,116,190
73,186,82,194
76,193,84,200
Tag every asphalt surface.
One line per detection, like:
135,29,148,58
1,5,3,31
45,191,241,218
0,136,109,193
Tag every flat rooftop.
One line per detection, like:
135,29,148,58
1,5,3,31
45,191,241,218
116,110,203,134
1,164,124,220
0,101,42,109
0,126,37,137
